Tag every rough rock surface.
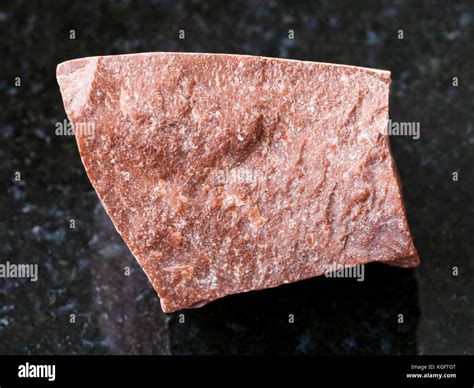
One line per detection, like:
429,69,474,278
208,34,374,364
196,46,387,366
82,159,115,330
57,52,419,313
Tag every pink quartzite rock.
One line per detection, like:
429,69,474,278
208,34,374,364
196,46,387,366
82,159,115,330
57,53,419,313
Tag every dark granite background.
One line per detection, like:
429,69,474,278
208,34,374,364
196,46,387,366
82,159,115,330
0,0,472,355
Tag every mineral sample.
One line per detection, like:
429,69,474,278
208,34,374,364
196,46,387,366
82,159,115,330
57,53,419,312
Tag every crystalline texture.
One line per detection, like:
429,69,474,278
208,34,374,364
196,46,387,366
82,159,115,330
57,53,419,312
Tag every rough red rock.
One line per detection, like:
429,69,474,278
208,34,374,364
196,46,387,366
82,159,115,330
57,53,419,313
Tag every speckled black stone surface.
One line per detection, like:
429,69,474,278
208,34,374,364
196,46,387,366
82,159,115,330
0,0,473,355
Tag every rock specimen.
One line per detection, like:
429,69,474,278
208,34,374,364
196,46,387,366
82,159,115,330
57,53,419,312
